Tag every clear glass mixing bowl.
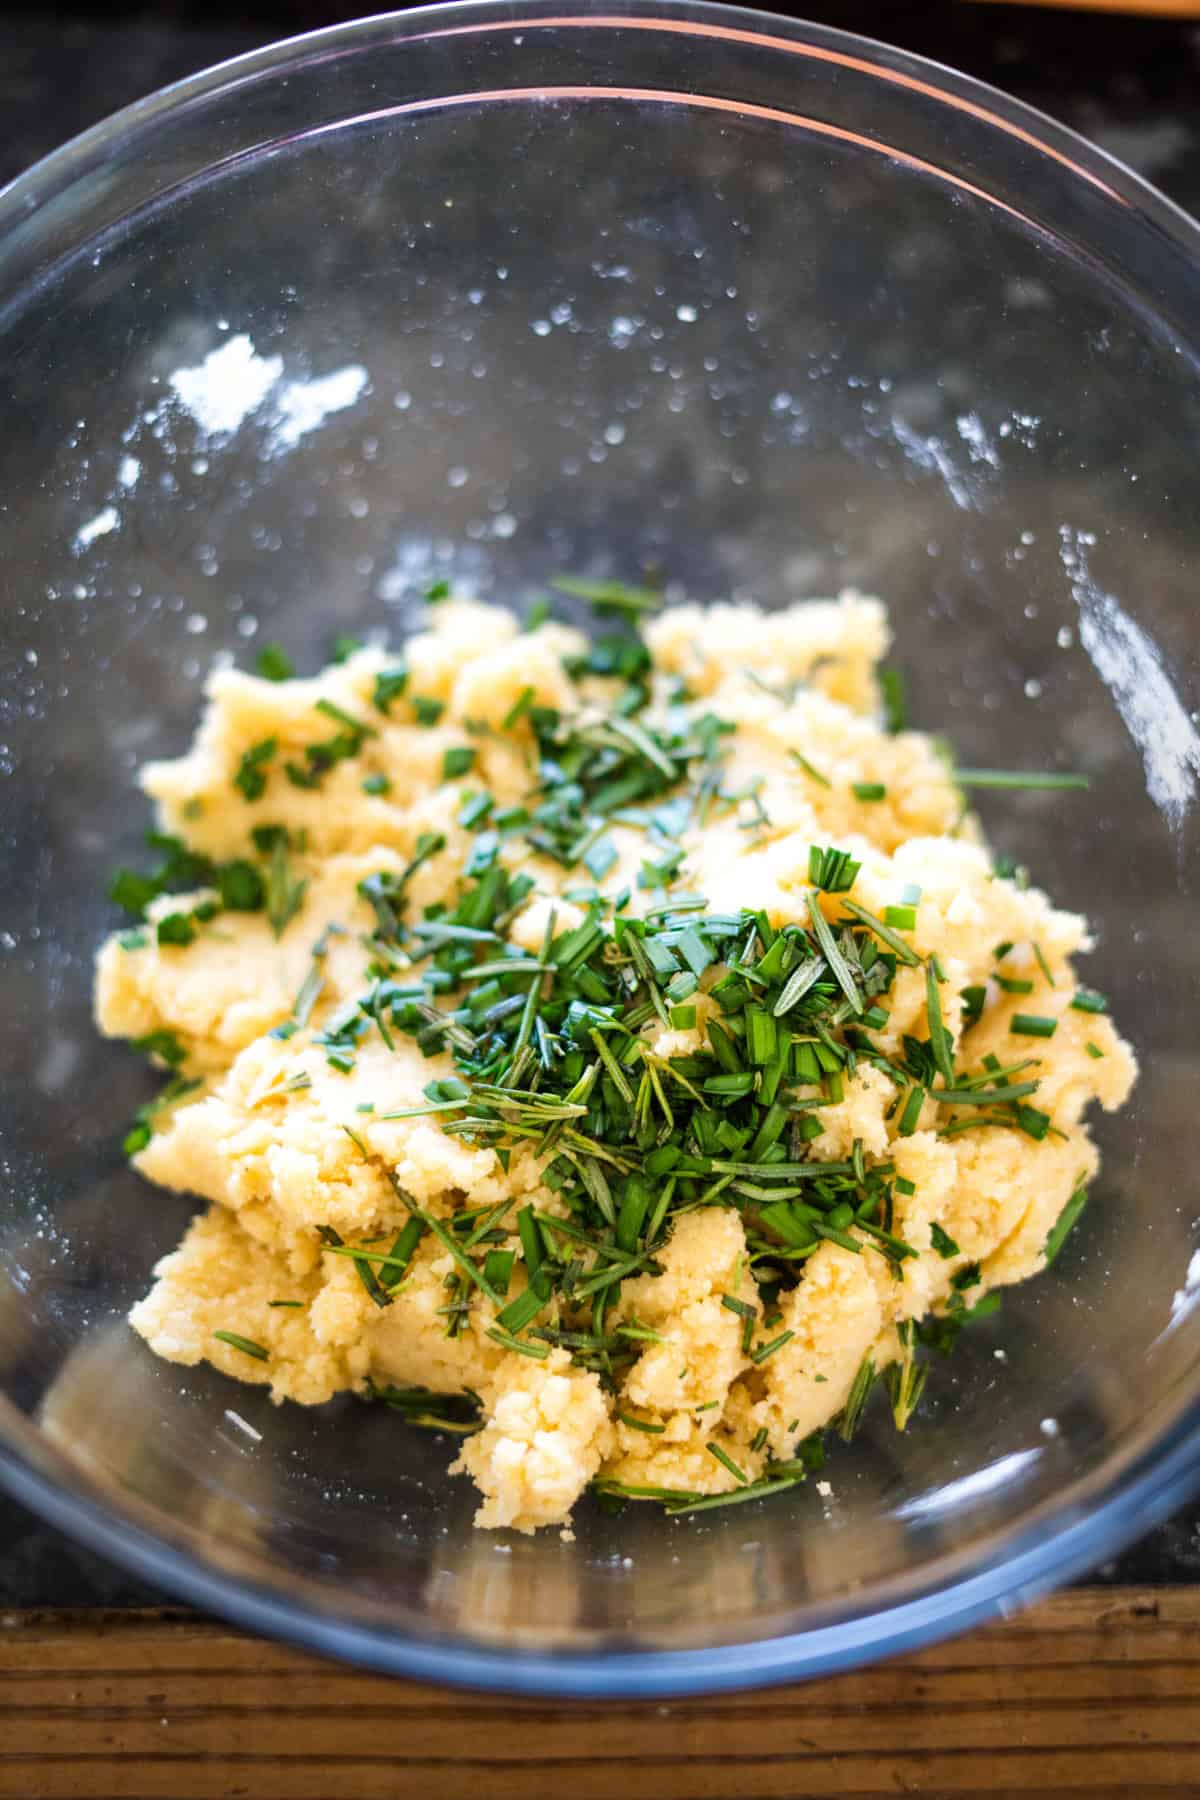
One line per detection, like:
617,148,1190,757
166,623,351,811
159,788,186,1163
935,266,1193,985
2,1,1200,1694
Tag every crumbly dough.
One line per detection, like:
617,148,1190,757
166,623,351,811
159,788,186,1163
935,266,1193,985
97,593,1136,1531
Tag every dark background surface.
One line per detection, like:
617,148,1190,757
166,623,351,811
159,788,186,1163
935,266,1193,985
2,0,1199,1610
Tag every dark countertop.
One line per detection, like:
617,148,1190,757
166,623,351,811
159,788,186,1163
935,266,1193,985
2,0,1199,1610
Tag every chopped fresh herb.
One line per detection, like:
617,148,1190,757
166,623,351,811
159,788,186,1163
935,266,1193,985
618,1412,666,1434
929,1222,959,1259
425,579,451,603
852,782,886,802
1044,1186,1087,1265
552,575,662,617
265,836,307,940
706,1442,749,1485
132,1030,186,1067
362,773,392,796
1070,989,1107,1015
233,738,278,802
156,912,196,948
412,696,445,727
880,667,905,733
1010,1013,1058,1039
122,1073,201,1157
331,633,362,663
955,769,1089,791
217,860,265,912
838,1355,875,1441
1085,1040,1104,1059
502,686,537,731
442,746,476,780
373,666,409,714
789,751,831,788
897,1085,925,1137
212,1330,269,1362
808,845,861,895
886,1322,927,1431
1032,942,1057,988
110,869,160,915
960,984,987,1029
994,975,1034,995
750,1329,795,1364
255,643,294,682
884,904,917,931
925,961,955,1086
840,899,921,967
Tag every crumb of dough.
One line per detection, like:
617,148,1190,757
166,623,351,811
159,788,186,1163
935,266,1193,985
98,591,1137,1532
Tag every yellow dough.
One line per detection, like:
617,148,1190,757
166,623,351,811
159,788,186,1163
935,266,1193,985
96,593,1136,1532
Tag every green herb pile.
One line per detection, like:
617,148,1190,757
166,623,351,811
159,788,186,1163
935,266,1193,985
109,583,1099,1514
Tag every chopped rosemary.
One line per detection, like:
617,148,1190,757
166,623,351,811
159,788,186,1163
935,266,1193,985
266,834,307,939
706,1442,749,1485
212,1330,269,1362
837,1355,876,1441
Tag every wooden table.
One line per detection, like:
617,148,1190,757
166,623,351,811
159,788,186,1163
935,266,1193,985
0,1587,1195,1797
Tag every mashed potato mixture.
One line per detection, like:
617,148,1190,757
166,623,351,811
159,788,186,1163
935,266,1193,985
95,590,1135,1532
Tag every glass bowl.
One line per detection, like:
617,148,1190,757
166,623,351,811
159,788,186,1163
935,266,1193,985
2,1,1200,1695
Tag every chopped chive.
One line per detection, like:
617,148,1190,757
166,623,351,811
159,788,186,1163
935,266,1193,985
1010,1013,1058,1039
373,666,409,714
442,746,476,780
1032,942,1057,987
233,737,277,802
925,961,955,1086
255,643,293,682
960,985,986,1029
1044,1185,1087,1264
955,769,1089,791
929,1221,959,1258
880,667,906,733
994,975,1033,994
502,686,537,730
1070,989,1107,1014
852,782,886,802
483,1249,515,1294
156,912,196,948
897,1086,925,1136
1085,1040,1104,1059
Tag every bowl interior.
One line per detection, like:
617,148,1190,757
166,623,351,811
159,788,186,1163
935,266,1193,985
2,4,1200,1681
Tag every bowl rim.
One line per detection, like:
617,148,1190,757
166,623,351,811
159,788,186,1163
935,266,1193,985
3,0,1200,1695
